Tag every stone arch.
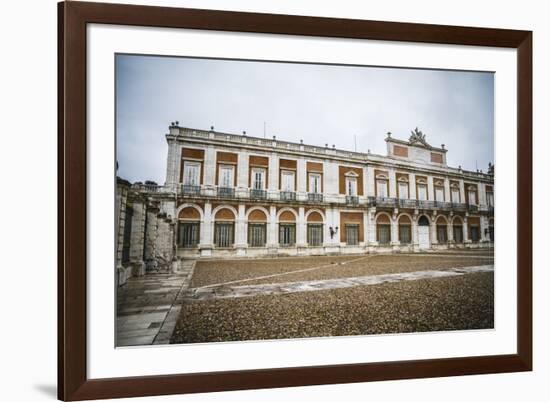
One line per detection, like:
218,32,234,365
178,207,200,220
417,214,430,226
248,209,268,222
213,205,237,221
246,206,269,221
279,210,296,222
176,203,203,221
452,215,464,225
375,211,392,245
375,211,392,223
435,215,448,225
306,208,325,222
397,213,412,244
277,207,298,221
397,212,413,224
212,204,239,220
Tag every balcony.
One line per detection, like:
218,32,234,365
375,197,397,208
488,205,494,214
397,199,417,209
308,193,324,203
250,189,267,200
417,200,435,210
280,191,296,201
451,202,467,212
217,187,235,198
435,201,452,211
346,195,359,205
468,204,479,213
181,184,201,196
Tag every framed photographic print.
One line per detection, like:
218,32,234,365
58,1,532,400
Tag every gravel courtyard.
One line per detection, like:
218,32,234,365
171,251,494,344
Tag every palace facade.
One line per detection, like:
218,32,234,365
115,124,494,284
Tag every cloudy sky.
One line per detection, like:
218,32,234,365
116,54,494,184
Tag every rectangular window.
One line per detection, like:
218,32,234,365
453,225,463,243
377,224,391,245
435,187,445,202
399,224,411,244
398,182,409,199
307,224,323,246
487,192,494,207
178,222,200,248
346,177,357,196
252,168,266,190
248,223,266,247
451,188,460,203
489,226,494,241
309,173,321,193
279,224,296,246
214,222,234,247
417,184,428,200
468,190,477,205
218,165,234,188
377,179,388,197
470,226,480,242
183,161,201,186
281,170,295,191
437,225,448,243
346,224,360,246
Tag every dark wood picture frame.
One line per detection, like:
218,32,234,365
58,1,532,400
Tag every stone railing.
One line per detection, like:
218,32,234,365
132,183,166,193
178,127,369,162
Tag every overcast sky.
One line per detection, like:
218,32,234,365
116,54,494,184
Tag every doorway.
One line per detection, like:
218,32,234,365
418,215,431,250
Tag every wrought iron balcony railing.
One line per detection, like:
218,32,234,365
217,187,235,198
346,195,359,205
250,189,267,200
181,184,201,196
308,193,323,203
417,200,435,210
375,197,397,208
397,199,417,209
280,191,296,201
435,201,452,210
451,202,467,212
468,204,479,213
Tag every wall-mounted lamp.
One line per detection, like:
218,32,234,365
329,226,339,239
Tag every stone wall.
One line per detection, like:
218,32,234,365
116,180,177,286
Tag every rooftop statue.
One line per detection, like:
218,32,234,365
409,127,430,147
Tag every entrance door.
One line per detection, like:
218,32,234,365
418,227,430,250
417,215,431,250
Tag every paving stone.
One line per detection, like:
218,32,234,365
116,262,196,347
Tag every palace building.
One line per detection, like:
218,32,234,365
115,123,494,285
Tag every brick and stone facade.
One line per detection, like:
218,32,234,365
115,124,494,285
